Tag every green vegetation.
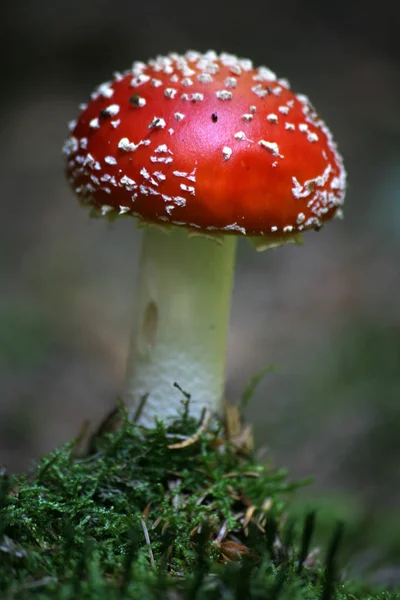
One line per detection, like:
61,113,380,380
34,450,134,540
1,400,399,599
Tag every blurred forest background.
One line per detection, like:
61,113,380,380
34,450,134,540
1,0,399,579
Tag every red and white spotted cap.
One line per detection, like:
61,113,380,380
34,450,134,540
64,50,346,237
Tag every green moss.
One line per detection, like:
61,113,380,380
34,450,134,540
0,403,398,599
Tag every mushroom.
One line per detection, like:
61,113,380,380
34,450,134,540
64,51,346,427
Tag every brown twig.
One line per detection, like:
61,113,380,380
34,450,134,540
167,409,211,449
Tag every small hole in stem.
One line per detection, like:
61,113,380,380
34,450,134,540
141,301,158,350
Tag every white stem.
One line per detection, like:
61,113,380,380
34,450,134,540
124,226,237,426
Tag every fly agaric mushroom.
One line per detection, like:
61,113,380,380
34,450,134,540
64,51,346,427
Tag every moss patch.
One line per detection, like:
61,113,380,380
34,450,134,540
0,402,398,599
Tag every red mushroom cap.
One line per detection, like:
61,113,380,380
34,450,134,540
64,51,346,237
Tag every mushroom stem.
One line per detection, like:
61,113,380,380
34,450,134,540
124,226,237,426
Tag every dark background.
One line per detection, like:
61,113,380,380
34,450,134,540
1,0,400,575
